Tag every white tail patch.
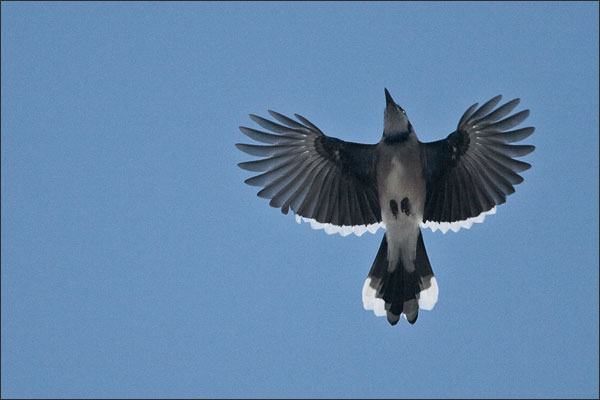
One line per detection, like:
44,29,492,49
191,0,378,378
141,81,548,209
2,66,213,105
362,278,387,316
362,276,439,318
418,277,439,310
295,215,385,237
421,207,496,234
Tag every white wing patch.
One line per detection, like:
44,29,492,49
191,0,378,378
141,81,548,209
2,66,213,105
295,215,385,237
295,206,497,236
420,207,497,234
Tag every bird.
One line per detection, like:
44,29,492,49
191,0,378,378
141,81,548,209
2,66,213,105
235,89,535,325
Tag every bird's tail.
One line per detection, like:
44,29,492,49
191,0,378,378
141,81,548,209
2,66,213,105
362,230,438,325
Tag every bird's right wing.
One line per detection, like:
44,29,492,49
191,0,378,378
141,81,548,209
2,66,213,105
420,95,535,233
236,111,382,236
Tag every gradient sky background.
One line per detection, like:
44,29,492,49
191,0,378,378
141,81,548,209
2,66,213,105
2,2,598,398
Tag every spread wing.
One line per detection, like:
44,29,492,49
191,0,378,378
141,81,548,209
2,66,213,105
236,111,382,236
420,95,535,233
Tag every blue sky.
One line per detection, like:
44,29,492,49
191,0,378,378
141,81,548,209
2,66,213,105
2,2,598,398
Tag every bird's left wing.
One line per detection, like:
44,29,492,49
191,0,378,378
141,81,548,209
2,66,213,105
236,111,382,236
419,95,535,233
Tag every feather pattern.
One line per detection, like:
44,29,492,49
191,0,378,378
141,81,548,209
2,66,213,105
237,91,535,326
420,95,535,231
237,112,382,236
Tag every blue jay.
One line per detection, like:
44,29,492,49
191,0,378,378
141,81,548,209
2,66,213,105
236,89,534,325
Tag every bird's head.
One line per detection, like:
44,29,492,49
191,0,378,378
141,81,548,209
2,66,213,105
383,88,413,143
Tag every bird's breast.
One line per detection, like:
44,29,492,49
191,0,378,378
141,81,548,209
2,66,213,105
376,149,425,271
377,150,425,224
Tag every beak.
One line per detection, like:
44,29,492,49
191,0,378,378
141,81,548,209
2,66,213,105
384,88,395,107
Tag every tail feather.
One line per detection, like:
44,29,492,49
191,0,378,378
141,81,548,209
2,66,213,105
362,230,438,325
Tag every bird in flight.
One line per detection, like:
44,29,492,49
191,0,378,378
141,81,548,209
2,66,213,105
236,89,535,325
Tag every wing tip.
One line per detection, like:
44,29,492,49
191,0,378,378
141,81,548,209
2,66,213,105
517,144,536,156
248,114,263,124
235,143,258,156
520,161,532,171
237,160,251,170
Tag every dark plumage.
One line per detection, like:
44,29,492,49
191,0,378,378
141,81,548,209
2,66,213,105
236,89,535,325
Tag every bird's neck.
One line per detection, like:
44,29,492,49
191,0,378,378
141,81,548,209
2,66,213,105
383,129,412,145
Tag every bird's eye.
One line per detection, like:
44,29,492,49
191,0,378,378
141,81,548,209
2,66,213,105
402,109,406,115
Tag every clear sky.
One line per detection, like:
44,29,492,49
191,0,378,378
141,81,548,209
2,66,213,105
2,2,598,398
